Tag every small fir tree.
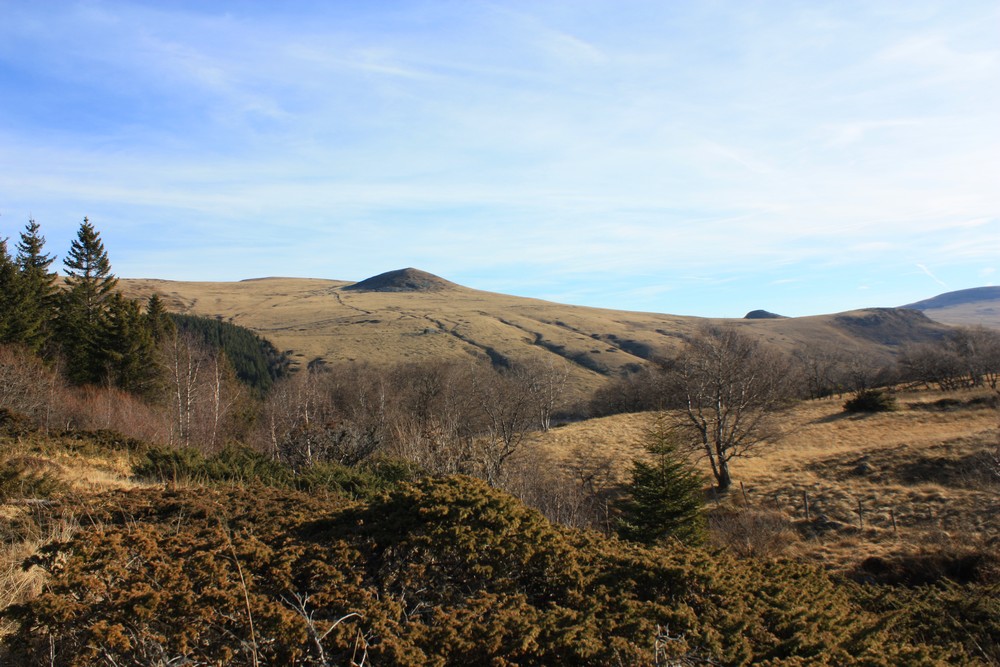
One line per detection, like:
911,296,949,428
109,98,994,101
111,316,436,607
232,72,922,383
617,423,706,545
145,294,175,344
102,293,159,396
0,237,20,342
10,218,58,352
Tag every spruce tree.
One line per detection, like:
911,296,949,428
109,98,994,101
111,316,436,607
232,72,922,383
616,424,706,545
57,218,119,384
103,293,158,395
145,294,175,344
0,237,20,343
11,218,58,352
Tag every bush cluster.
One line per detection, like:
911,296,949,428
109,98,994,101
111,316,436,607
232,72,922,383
5,477,994,665
843,389,898,413
135,443,419,500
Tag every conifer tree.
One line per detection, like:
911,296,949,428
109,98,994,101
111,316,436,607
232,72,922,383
57,218,119,384
62,217,118,313
10,218,58,352
0,237,20,343
102,293,158,395
616,424,706,545
145,294,175,344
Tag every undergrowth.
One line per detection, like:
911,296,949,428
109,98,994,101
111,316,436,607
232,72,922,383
0,479,995,665
135,443,420,500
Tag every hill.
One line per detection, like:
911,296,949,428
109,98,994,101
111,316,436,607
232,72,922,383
343,267,458,292
120,270,954,396
902,286,1000,329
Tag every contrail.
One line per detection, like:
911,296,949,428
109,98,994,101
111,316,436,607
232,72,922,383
916,263,947,288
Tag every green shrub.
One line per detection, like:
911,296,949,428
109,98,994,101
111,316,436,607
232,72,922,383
5,479,982,665
844,389,897,413
0,456,68,501
134,444,417,500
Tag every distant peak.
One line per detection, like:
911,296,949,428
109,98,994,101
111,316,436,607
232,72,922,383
902,286,1000,311
344,268,458,293
744,309,786,320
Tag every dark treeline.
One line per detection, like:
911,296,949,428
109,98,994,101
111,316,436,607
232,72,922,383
170,313,290,396
0,218,285,448
1,218,167,395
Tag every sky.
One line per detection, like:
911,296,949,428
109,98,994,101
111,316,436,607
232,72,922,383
1,1,998,318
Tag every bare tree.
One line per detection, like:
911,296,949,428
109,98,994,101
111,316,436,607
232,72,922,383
259,367,332,464
469,362,536,486
664,326,792,492
519,357,570,431
0,344,54,422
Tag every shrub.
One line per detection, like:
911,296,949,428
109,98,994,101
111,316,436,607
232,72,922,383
0,456,68,501
134,444,417,500
844,389,897,413
4,479,984,665
708,508,797,559
0,409,37,439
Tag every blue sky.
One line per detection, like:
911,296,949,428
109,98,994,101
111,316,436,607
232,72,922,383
1,1,998,317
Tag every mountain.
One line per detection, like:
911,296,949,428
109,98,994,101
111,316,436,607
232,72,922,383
344,267,457,292
902,286,1000,329
120,269,954,397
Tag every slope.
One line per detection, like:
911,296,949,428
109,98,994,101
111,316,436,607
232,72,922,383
120,271,955,397
902,286,1000,329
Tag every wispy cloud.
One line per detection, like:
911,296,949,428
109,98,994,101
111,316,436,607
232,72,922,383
0,1,997,317
916,264,948,288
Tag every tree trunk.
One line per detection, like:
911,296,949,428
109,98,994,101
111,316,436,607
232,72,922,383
716,458,732,492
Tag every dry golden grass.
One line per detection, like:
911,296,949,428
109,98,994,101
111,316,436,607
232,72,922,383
918,301,1000,329
0,510,78,638
119,276,954,402
0,440,146,641
530,388,999,570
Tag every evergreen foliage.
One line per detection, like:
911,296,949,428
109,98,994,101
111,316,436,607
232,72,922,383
617,425,706,545
170,313,289,395
0,217,176,394
6,477,990,665
844,388,898,413
0,238,19,343
101,294,159,396
135,443,418,499
11,219,58,353
144,293,174,344
57,218,119,384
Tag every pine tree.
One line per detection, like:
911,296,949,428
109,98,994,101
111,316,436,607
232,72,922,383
102,293,158,395
616,424,706,545
57,218,119,384
0,237,20,343
62,217,118,313
145,294,175,344
10,218,58,352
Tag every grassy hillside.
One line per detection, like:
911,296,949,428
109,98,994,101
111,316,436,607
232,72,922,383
527,388,999,573
903,286,1000,329
120,272,954,399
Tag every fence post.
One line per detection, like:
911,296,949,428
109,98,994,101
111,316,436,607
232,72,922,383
803,491,811,522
